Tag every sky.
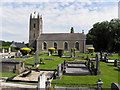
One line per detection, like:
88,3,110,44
0,0,119,43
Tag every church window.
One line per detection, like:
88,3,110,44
34,23,36,28
54,42,57,49
43,42,47,50
64,42,68,50
34,33,35,38
75,42,79,50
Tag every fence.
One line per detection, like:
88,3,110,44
45,79,103,90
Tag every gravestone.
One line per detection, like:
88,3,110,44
91,62,95,71
8,47,11,53
114,59,118,67
87,59,90,69
48,51,51,56
95,54,100,75
57,64,62,79
2,48,5,53
100,51,102,60
46,78,51,90
15,50,22,58
71,52,74,58
37,73,46,90
111,83,120,90
35,51,39,66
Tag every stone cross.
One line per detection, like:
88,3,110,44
96,54,100,75
35,51,39,66
37,73,46,90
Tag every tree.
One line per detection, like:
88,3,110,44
86,19,120,52
70,27,74,33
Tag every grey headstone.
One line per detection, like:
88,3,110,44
96,54,100,75
114,59,118,67
35,51,39,66
111,83,120,90
57,64,62,79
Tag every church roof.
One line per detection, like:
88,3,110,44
38,33,86,41
10,42,27,48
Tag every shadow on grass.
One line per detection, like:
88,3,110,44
52,55,59,57
114,68,120,71
107,65,114,67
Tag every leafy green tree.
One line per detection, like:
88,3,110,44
86,19,120,52
70,27,74,33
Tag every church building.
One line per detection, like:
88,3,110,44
29,12,86,53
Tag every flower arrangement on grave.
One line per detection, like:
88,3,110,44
87,47,94,53
71,48,77,52
20,48,31,55
48,47,55,55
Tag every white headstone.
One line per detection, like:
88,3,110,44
38,73,46,90
8,47,11,53
2,49,5,53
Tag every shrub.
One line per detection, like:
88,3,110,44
39,57,45,64
48,48,55,55
58,49,64,57
71,48,77,52
20,48,31,55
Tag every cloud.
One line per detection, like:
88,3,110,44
0,2,118,43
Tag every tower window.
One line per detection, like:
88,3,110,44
34,24,36,28
34,33,35,38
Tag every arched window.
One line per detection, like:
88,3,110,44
64,42,68,50
34,23,36,28
43,42,47,50
75,42,79,50
54,42,57,49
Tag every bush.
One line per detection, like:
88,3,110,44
48,48,55,55
71,48,77,52
58,49,64,57
39,57,45,64
20,48,31,55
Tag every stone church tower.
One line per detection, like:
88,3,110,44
29,12,42,49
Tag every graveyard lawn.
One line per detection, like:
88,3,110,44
4,52,119,88
52,62,119,89
0,73,18,78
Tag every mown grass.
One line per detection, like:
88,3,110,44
52,62,119,88
1,73,18,78
1,52,119,88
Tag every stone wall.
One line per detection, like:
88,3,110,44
1,62,25,74
37,40,86,53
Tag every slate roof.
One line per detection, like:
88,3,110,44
38,33,86,41
0,59,25,63
10,42,27,48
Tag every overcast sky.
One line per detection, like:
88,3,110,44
0,0,118,43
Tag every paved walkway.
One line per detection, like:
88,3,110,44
0,82,37,88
